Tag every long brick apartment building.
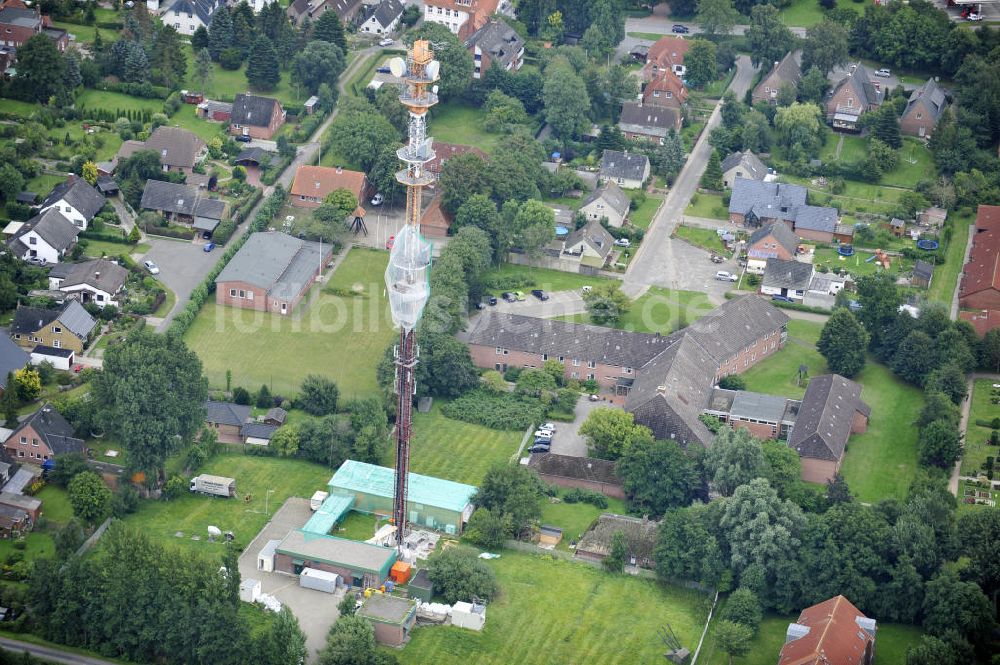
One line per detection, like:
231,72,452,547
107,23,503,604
465,295,790,447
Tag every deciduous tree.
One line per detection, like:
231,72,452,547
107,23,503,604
801,20,849,74
817,308,869,377
705,427,767,496
715,620,753,664
917,419,961,469
542,57,590,139
579,408,651,460
13,35,67,103
68,471,112,524
270,425,300,457
745,5,794,69
292,39,345,96
616,436,699,515
426,548,499,604
697,0,739,35
684,39,718,88
603,530,627,573
583,282,631,325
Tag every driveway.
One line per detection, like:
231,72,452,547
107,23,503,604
237,498,343,664
547,397,606,457
624,55,755,294
140,238,219,331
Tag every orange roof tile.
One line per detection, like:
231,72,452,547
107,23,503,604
646,36,690,68
960,309,1000,336
778,596,875,665
642,71,688,106
959,205,1000,300
420,196,452,237
290,165,366,201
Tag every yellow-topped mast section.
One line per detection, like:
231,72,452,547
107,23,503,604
394,39,440,230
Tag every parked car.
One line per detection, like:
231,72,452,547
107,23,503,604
588,394,600,402
513,291,526,301
529,444,551,453
371,193,384,206
385,236,394,250
874,68,891,78
967,12,983,20
487,295,498,306
475,302,486,310
533,437,551,446
539,423,556,433
715,270,737,282
379,37,394,46
203,242,215,252
614,238,631,247
235,134,252,142
771,294,794,303
502,292,516,303
376,66,391,74
144,260,160,275
531,289,549,301
25,256,46,266
533,430,553,440
671,24,689,33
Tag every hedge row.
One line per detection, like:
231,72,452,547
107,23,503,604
168,187,287,336
261,155,293,186
145,225,195,240
230,188,262,225
441,389,546,431
80,231,132,245
94,81,170,100
211,219,237,245
289,110,327,143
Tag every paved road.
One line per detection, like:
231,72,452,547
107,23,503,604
624,55,755,296
617,17,807,60
0,637,119,665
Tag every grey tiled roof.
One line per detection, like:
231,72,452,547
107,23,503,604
748,222,799,259
527,453,620,485
721,151,767,180
56,300,98,339
913,260,934,280
15,403,84,456
140,180,199,216
143,126,206,169
465,18,523,70
59,258,128,295
618,101,679,139
204,400,251,427
215,231,326,301
465,312,676,369
729,179,807,217
564,219,614,260
231,94,280,129
730,390,793,423
165,0,218,25
763,258,813,290
195,198,225,221
16,209,79,252
793,205,839,233
600,150,649,181
582,182,631,217
788,374,869,462
11,306,59,336
32,345,74,359
832,65,884,110
41,178,105,222
684,295,789,365
765,50,801,88
0,337,27,389
363,0,403,28
903,78,947,123
241,422,278,440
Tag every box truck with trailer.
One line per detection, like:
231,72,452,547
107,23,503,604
190,475,237,497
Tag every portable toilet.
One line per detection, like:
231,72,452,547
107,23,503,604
239,579,261,603
257,539,280,572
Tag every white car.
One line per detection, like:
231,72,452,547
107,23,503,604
539,423,556,433
371,193,384,206
144,260,160,275
715,270,737,282
614,238,631,248
379,37,394,46
533,430,553,440
967,13,983,20
874,68,891,78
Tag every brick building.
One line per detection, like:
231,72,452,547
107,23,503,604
787,374,870,483
900,78,947,138
729,178,848,243
204,400,251,444
959,205,1000,310
214,231,333,316
10,300,96,354
290,165,367,209
750,50,800,106
465,18,523,79
826,64,885,132
4,403,83,465
641,36,689,81
229,94,285,141
527,453,624,499
0,1,68,52
745,221,799,274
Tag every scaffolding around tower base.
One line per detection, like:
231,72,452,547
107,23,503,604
385,224,432,332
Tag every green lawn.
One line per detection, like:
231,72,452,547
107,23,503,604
629,193,662,230
26,174,68,198
400,402,524,486
700,612,920,665
184,248,396,399
741,320,920,502
482,264,611,294
674,224,728,254
784,175,905,217
52,21,117,45
82,239,149,259
334,511,379,541
429,103,502,154
538,491,627,551
819,133,867,163
35,485,73,527
813,247,913,278
625,31,667,41
559,287,713,334
928,210,974,304
0,533,55,562
778,0,862,27
963,379,999,477
75,89,166,115
397,550,712,665
880,138,935,189
124,453,329,550
0,98,43,118
701,67,737,99
685,192,728,220
181,45,309,108
166,104,226,143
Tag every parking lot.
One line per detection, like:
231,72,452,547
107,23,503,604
237,497,344,663
140,236,220,330
544,396,607,458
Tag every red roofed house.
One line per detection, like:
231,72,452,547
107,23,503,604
422,0,498,40
960,309,1000,337
959,205,1000,311
424,142,486,177
420,196,452,239
642,36,689,81
290,165,368,209
642,71,687,109
0,0,68,53
778,595,877,665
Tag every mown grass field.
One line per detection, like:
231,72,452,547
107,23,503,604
778,0,862,26
629,193,662,230
685,192,728,220
167,104,226,143
181,45,308,107
700,612,920,665
741,320,920,502
76,89,166,114
0,532,55,562
396,550,712,665
928,210,974,304
964,379,999,477
184,248,396,398
429,103,502,154
674,224,729,254
538,490,627,551
35,485,73,527
124,454,329,550
813,247,914,278
402,403,524,486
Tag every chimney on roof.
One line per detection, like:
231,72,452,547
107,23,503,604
336,166,343,174
66,174,77,184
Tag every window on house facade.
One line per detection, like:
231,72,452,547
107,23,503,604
247,291,253,300
19,436,25,444
587,373,595,380
572,358,580,366
496,347,502,354
51,326,61,333
916,112,922,119
624,367,633,374
587,360,596,368
230,289,237,297
571,372,579,379
53,340,60,348
239,290,246,298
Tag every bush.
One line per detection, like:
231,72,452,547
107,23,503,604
463,507,507,549
441,389,547,431
232,387,251,404
426,548,499,604
562,487,608,508
297,374,340,416
718,375,746,390
719,587,763,634
219,48,243,70
163,475,189,500
211,219,237,245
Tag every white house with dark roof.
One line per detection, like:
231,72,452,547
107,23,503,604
359,0,403,34
48,258,128,309
761,258,813,302
599,149,650,190
215,231,334,315
465,17,524,79
721,151,767,189
160,0,222,35
7,209,79,265
562,219,614,271
38,177,104,231
579,181,631,228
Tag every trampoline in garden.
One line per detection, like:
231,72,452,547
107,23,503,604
838,245,854,256
916,239,939,251
555,225,570,238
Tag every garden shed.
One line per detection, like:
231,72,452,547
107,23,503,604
327,460,477,535
358,594,417,647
